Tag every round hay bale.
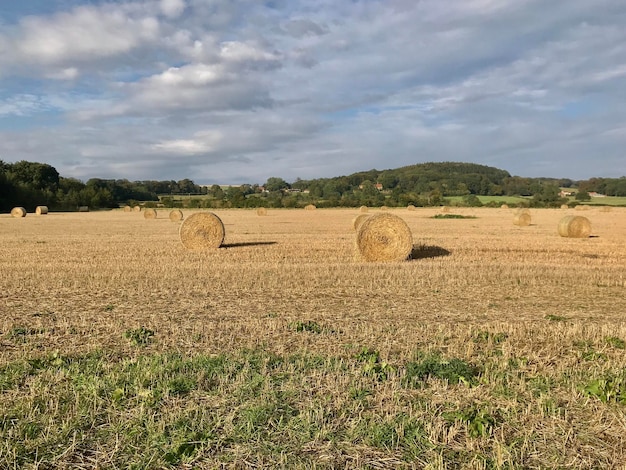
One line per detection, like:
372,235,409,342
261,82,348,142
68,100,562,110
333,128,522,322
441,206,450,213
35,206,48,215
133,205,141,212
304,204,316,211
356,213,413,262
169,209,183,222
256,207,268,216
123,205,132,212
144,208,157,219
359,206,369,213
78,206,89,212
513,213,531,226
11,207,26,218
407,204,416,211
352,214,370,231
560,204,569,210
380,205,389,211
179,212,225,250
558,215,591,238
500,204,509,209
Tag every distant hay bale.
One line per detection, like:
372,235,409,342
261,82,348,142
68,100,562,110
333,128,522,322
11,207,26,218
560,204,569,210
304,204,316,211
352,214,370,231
441,206,450,213
558,215,591,238
355,213,413,262
407,204,416,211
500,204,509,209
256,207,268,216
144,208,157,219
169,209,183,222
380,206,389,211
123,205,132,212
359,206,369,213
133,205,141,212
179,212,225,250
513,213,531,226
35,206,48,215
78,206,89,212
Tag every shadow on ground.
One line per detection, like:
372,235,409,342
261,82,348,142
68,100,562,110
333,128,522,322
222,241,278,248
411,244,451,260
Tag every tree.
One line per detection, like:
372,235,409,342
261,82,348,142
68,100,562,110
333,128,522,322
264,177,289,192
575,191,591,201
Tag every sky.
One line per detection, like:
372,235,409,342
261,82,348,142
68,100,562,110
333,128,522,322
1,0,625,185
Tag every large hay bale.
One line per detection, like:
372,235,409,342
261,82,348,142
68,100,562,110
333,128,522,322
144,208,157,219
256,207,268,216
133,205,141,212
304,204,316,211
560,204,569,210
500,204,509,209
356,213,413,262
441,206,450,213
11,207,26,218
352,214,370,231
123,205,132,212
407,204,416,211
169,209,183,222
179,212,225,250
35,206,48,215
513,213,531,226
558,215,591,238
359,206,369,213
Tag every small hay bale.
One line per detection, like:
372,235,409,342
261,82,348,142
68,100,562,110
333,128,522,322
304,204,316,211
560,204,569,210
380,205,389,211
144,208,157,219
407,204,416,211
78,206,89,212
256,207,268,216
558,215,591,238
11,207,26,218
441,206,450,213
352,214,370,231
133,205,141,212
356,213,413,262
123,205,132,212
179,212,225,250
35,206,48,215
500,204,509,209
359,206,369,213
513,213,531,226
169,209,183,222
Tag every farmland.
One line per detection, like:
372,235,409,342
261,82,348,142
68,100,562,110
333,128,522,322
1,207,626,468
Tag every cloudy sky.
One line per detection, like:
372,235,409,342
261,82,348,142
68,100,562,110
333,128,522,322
1,0,625,184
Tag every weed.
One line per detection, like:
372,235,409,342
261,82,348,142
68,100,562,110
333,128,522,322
545,314,568,322
606,336,626,349
124,327,155,346
443,404,497,438
290,320,323,334
583,374,626,404
403,353,480,387
355,348,394,381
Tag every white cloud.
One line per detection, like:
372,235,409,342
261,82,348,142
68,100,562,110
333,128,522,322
160,0,186,18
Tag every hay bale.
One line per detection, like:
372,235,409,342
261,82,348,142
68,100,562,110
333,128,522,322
407,204,416,211
304,204,316,211
359,206,369,213
78,206,89,212
169,209,183,222
558,215,591,238
352,214,370,231
133,205,141,212
11,207,26,218
500,204,509,209
516,208,530,215
380,205,389,211
560,204,569,210
513,213,531,226
123,205,132,212
441,206,450,213
355,213,413,262
179,212,225,250
35,206,48,215
256,207,268,216
144,208,157,219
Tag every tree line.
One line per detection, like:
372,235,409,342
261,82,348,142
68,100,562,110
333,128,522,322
2,160,625,212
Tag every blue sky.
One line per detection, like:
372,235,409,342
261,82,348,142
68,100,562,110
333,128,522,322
1,0,625,184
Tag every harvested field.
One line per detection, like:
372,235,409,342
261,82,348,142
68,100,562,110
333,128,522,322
1,207,626,468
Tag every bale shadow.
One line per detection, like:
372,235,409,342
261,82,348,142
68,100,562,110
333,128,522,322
222,241,277,248
411,244,451,260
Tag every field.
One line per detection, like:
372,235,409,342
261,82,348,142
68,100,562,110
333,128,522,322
1,206,626,469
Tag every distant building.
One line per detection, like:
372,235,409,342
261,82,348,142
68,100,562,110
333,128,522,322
559,190,573,197
588,192,606,198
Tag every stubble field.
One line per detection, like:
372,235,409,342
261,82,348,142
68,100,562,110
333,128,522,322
1,206,625,469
